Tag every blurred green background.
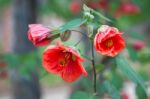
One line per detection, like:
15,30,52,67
0,0,150,99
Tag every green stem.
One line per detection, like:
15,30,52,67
88,24,97,94
91,39,97,94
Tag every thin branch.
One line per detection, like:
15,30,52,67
71,29,91,61
74,36,83,47
70,30,89,38
91,39,97,94
86,24,97,94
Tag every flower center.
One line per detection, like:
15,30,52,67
59,59,66,67
105,39,113,47
59,52,75,67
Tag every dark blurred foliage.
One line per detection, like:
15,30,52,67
40,0,75,20
40,0,150,22
0,0,11,9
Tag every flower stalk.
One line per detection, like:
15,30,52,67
91,39,97,94
88,24,97,94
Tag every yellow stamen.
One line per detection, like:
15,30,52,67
72,55,76,61
59,52,76,67
106,39,113,47
59,59,66,67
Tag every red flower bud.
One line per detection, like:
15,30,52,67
132,40,145,51
28,24,51,46
42,43,87,82
94,25,125,57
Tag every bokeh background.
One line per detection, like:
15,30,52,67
0,0,150,99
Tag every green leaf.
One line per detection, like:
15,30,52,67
70,91,89,99
131,0,144,9
115,54,147,93
90,95,99,99
136,84,147,99
70,91,99,99
52,18,87,35
95,64,104,72
102,80,120,99
127,45,138,61
4,54,19,68
110,71,123,90
60,18,87,32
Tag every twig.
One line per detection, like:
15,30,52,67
71,29,91,61
91,39,97,94
87,24,97,94
74,36,83,47
70,30,89,38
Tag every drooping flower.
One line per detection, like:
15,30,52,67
28,24,51,46
42,43,87,82
94,25,125,57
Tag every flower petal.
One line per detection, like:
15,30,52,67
61,60,87,82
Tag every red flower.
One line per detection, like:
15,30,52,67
94,25,125,57
42,43,87,82
115,3,140,18
70,1,81,14
28,24,51,46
